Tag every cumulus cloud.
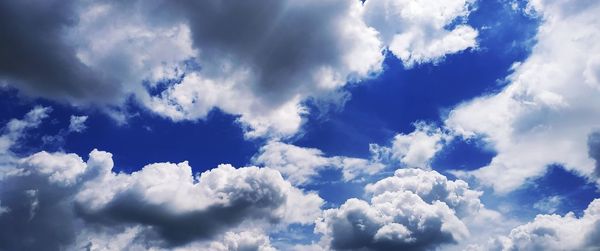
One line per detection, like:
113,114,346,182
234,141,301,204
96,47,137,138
372,122,450,169
476,198,600,251
315,168,483,250
445,0,600,193
0,0,478,138
0,144,323,250
252,141,385,185
363,0,478,67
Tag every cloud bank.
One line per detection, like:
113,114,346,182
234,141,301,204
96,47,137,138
0,0,478,138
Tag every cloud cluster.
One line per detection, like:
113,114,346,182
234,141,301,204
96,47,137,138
0,0,478,138
315,168,482,250
445,0,600,193
253,123,448,186
475,199,600,251
0,137,323,250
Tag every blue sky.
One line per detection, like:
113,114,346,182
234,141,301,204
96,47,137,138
1,0,600,250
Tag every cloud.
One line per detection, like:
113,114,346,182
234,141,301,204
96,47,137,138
445,0,600,193
363,0,478,67
0,0,478,138
372,122,450,169
315,168,483,250
253,123,448,186
252,141,384,185
206,230,276,251
0,146,323,250
68,115,88,133
478,198,600,251
0,1,122,105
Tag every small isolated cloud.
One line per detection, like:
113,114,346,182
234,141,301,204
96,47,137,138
68,115,88,133
315,168,483,250
372,122,450,169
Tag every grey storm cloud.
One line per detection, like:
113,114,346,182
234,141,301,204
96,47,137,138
0,0,122,105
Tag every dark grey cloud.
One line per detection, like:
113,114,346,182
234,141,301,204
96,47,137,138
0,0,122,105
587,131,600,176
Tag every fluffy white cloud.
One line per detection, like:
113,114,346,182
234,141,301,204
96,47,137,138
363,0,478,67
315,168,483,250
253,141,385,185
374,122,450,169
0,0,478,138
475,198,600,251
0,146,323,250
445,0,600,193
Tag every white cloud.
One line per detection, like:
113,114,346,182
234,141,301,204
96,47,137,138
477,198,600,251
363,0,478,67
315,168,483,250
253,141,385,185
381,122,450,169
0,147,323,250
206,230,276,251
68,115,88,133
445,0,600,193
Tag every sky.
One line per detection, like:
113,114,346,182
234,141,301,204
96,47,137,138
1,0,600,250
